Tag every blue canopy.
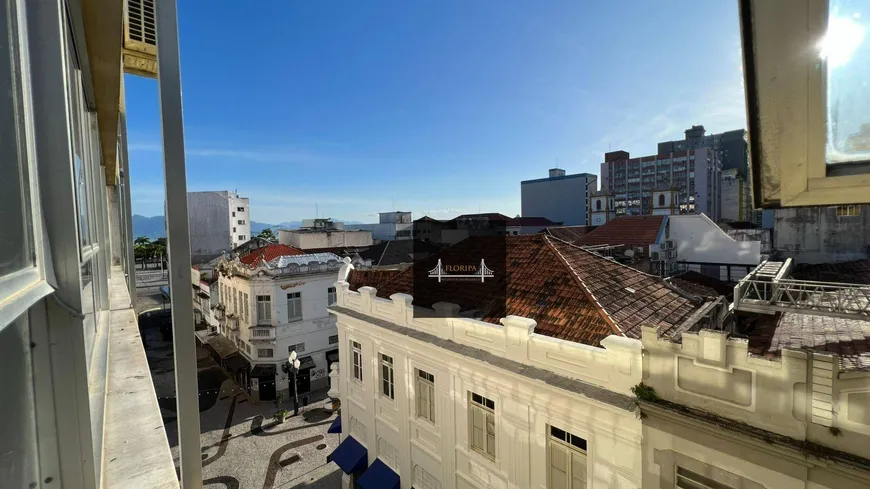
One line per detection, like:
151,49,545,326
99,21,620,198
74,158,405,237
329,435,367,474
358,459,400,489
328,416,342,434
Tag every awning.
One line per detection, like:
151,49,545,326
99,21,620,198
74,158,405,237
224,354,249,373
327,416,342,434
329,435,367,474
297,355,316,370
250,364,276,378
206,334,238,359
358,459,399,489
325,349,339,364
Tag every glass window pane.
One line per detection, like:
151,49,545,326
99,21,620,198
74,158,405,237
0,0,32,277
81,260,96,361
0,316,40,488
824,0,870,164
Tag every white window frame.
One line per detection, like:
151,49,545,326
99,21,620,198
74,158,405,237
351,340,363,382
675,466,735,489
416,369,435,424
327,286,336,305
258,348,273,358
468,392,496,460
256,295,271,323
380,353,395,400
742,0,870,207
547,425,588,489
286,291,302,322
289,342,305,353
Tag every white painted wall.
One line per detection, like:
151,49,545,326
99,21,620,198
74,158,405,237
216,265,339,396
668,214,761,280
332,282,643,489
228,193,250,248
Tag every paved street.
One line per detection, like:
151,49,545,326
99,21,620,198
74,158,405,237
140,309,342,488
135,265,170,315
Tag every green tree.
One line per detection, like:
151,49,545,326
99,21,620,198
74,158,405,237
134,237,151,269
256,228,277,242
150,237,167,269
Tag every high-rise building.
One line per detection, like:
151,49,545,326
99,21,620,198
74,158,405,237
521,169,596,226
598,147,722,221
657,125,747,173
188,190,251,262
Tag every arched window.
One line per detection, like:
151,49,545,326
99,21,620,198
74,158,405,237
658,194,666,206
596,200,602,211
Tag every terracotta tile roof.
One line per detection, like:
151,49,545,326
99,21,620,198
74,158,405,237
666,270,735,300
791,260,870,285
238,244,304,266
347,269,404,292
745,312,870,372
575,215,666,249
349,234,702,347
542,225,596,244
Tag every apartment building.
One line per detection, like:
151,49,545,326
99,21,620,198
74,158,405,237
208,249,342,401
598,147,722,221
521,169,597,226
188,190,251,262
657,125,747,173
347,211,415,241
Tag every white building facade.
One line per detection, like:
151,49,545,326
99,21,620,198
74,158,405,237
328,270,643,489
348,212,415,241
187,190,251,261
213,252,342,401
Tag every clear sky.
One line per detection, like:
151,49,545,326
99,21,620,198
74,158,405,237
126,0,746,224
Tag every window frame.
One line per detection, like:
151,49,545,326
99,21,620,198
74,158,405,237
0,0,53,331
416,369,436,424
380,353,395,400
327,286,336,305
741,0,870,207
351,340,363,382
286,291,302,322
468,391,496,460
547,425,589,489
258,348,273,358
256,294,271,323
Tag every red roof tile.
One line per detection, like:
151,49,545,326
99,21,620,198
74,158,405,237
543,225,596,244
348,234,701,347
347,269,404,292
239,244,304,265
745,312,870,372
575,215,666,249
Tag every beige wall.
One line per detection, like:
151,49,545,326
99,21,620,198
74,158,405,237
278,229,373,249
641,326,870,487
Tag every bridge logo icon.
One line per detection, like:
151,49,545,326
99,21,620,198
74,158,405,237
427,259,495,283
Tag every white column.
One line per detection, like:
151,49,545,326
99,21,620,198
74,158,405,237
156,0,202,487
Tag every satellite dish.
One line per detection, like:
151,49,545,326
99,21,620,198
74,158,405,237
624,249,635,258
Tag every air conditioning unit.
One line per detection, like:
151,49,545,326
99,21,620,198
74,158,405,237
123,0,158,77
661,240,675,250
667,249,677,260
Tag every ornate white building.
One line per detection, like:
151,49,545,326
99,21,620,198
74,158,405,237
199,247,344,401
325,236,870,489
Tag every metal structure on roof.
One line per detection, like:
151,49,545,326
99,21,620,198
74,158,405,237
735,259,870,319
270,252,342,268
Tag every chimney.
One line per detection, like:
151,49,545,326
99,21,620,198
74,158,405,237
549,168,566,178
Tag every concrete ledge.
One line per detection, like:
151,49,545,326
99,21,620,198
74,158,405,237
102,267,179,489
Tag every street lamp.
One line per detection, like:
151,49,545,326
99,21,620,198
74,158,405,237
283,350,301,416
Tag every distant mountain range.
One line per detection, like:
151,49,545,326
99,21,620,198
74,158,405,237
133,215,362,240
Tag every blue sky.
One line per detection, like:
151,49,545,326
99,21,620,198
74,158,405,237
126,0,746,224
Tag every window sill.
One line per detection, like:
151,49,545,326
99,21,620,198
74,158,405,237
102,266,179,489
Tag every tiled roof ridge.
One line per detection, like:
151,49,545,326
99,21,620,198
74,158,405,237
542,235,626,337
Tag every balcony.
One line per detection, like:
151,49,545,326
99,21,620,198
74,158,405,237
249,327,277,342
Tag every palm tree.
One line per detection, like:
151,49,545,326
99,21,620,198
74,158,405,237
134,237,151,269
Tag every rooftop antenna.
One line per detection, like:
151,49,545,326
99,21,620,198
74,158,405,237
315,202,319,218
